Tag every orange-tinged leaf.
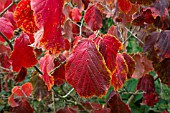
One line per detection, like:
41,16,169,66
10,33,38,72
21,82,33,97
14,0,38,34
118,0,132,14
111,54,128,90
0,17,14,42
99,34,122,73
66,38,111,97
84,5,103,31
12,86,23,97
39,53,54,91
30,72,51,101
31,0,64,54
107,91,131,113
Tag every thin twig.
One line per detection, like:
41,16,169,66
61,88,74,98
124,27,144,45
127,74,159,105
79,18,84,36
52,90,56,113
50,60,66,74
0,1,15,17
34,66,43,75
57,95,90,113
0,32,13,50
123,27,136,45
0,66,12,72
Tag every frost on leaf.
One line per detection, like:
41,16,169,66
39,53,54,91
118,0,132,14
107,91,131,113
65,38,111,97
137,74,155,93
0,17,14,42
111,53,128,90
99,34,122,73
10,33,38,72
14,0,38,34
84,5,103,31
30,71,51,101
31,0,64,54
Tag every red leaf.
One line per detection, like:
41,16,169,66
66,38,111,97
8,94,19,107
70,7,82,22
39,53,54,90
84,5,103,31
143,32,160,63
14,0,38,34
14,67,27,83
3,11,17,29
118,0,132,14
31,0,65,54
0,17,14,42
30,72,51,101
132,53,154,79
107,91,131,113
142,92,159,106
122,53,136,79
99,34,122,72
57,107,77,113
111,53,128,90
81,102,110,113
10,100,34,113
137,74,155,93
129,0,156,6
51,54,66,85
154,30,170,59
0,53,11,70
10,33,38,72
154,58,170,87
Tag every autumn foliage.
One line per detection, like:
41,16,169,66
0,0,170,112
